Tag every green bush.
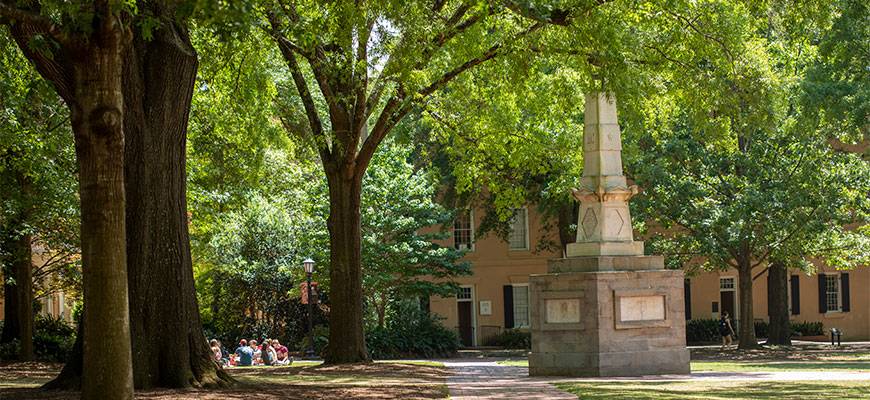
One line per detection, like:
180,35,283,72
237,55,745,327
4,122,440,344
34,315,76,362
366,306,458,359
791,321,824,336
754,321,769,338
686,319,721,343
296,325,330,355
0,339,20,361
483,329,531,349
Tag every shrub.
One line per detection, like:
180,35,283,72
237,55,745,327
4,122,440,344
791,321,824,336
0,339,20,361
686,319,720,343
296,325,329,355
366,306,458,359
34,315,76,362
754,321,769,338
483,329,531,349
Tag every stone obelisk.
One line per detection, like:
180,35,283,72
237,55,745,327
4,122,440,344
528,93,690,377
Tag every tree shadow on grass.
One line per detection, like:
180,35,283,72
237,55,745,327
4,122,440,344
557,381,870,400
0,362,449,399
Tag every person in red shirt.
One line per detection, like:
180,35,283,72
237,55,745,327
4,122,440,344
272,339,291,365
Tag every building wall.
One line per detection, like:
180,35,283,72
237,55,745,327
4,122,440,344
429,205,870,344
427,205,560,345
687,266,870,340
0,248,75,323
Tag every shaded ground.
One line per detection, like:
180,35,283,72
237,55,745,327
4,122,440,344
690,342,870,362
0,362,449,399
555,380,870,399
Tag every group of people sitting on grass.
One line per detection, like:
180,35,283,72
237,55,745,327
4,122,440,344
210,338,292,367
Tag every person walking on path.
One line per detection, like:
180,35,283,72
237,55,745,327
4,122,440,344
720,312,736,350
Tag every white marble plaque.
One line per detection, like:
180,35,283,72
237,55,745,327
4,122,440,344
546,299,581,323
479,300,492,316
619,295,665,322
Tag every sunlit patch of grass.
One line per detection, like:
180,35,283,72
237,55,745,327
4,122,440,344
692,360,870,372
556,380,870,400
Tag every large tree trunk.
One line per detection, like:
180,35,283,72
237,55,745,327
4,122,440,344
0,229,34,361
71,25,135,400
123,20,230,388
766,261,791,345
13,233,33,361
736,254,758,349
45,15,231,389
323,168,369,364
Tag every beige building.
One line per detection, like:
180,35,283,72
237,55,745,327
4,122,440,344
0,245,75,323
428,205,870,345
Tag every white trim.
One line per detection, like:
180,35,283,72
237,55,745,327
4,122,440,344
511,283,531,328
457,284,477,346
508,207,530,251
454,209,475,252
824,273,842,313
718,276,738,320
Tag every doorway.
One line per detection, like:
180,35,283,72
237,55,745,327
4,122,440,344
719,277,737,320
457,286,474,347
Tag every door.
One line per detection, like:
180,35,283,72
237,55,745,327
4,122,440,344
457,302,473,347
720,291,735,319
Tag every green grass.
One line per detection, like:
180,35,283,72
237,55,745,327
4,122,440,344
497,360,530,367
498,359,870,372
555,380,870,399
692,360,870,372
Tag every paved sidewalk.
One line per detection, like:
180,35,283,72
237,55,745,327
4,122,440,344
443,360,576,400
443,359,870,399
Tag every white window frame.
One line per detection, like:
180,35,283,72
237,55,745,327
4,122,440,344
511,283,531,328
825,274,842,313
508,207,530,251
454,209,475,251
456,285,477,346
718,276,738,320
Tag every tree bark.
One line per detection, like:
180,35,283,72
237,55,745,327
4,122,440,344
13,233,33,361
0,229,34,361
766,261,791,345
70,24,135,400
323,167,369,363
44,13,231,389
736,253,758,349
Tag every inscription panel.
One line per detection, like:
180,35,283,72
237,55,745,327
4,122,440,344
546,299,581,323
619,295,665,322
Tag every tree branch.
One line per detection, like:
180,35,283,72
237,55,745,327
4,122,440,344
419,21,544,97
0,3,54,30
269,23,332,163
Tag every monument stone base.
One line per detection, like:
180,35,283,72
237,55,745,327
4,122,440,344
528,256,690,377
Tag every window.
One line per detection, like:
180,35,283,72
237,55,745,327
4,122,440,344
826,275,841,312
720,277,735,290
512,285,530,327
454,210,474,250
508,208,529,250
457,286,472,301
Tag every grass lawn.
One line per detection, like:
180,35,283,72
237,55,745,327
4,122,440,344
498,359,870,372
555,380,870,400
0,361,449,399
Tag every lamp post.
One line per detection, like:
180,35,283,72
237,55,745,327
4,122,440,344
302,258,315,358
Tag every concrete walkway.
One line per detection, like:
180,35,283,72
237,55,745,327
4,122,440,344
443,360,576,400
443,359,870,399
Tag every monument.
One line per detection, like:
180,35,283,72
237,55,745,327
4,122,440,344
528,92,690,377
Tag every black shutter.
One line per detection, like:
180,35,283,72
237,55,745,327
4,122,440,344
503,285,514,329
818,274,827,313
841,273,850,312
684,279,692,320
790,275,800,315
